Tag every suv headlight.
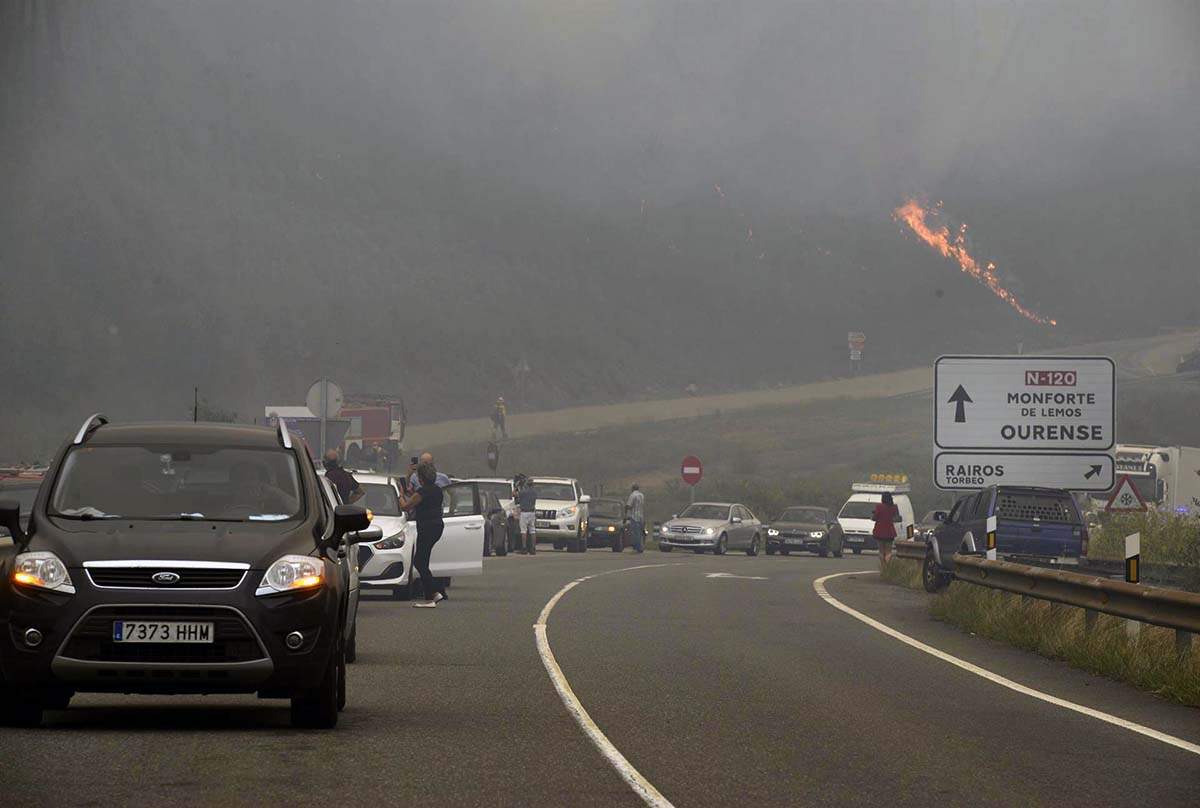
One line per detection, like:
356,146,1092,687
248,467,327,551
257,555,324,596
660,525,670,535
767,528,779,536
12,552,75,594
810,530,826,538
558,505,578,519
373,532,406,550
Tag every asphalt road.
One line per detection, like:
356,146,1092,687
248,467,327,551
2,550,1198,806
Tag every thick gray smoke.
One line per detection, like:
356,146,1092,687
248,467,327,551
2,1,1198,456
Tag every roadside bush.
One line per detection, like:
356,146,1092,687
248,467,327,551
880,557,922,590
1090,511,1199,568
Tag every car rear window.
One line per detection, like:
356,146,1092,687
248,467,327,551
994,490,1078,524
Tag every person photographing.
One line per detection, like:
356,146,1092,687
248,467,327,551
398,460,447,608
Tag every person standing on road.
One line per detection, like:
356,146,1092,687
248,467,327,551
873,492,899,569
322,449,364,504
626,483,645,553
492,396,508,439
517,476,538,554
398,460,447,608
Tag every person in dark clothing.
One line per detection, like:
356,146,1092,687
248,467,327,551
399,460,446,608
873,492,899,569
322,450,364,504
516,477,538,554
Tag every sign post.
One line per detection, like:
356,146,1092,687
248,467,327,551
848,332,866,375
933,356,1115,491
681,455,703,503
1125,531,1141,639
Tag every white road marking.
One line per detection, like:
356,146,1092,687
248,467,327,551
536,563,683,808
813,570,1200,758
705,572,768,580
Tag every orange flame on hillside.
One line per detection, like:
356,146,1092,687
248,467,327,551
893,199,1056,326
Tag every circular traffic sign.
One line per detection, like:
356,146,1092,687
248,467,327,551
305,378,344,418
680,455,703,486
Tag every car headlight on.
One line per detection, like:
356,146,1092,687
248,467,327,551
607,525,616,533
257,554,324,596
373,532,406,550
704,527,715,536
12,552,75,594
810,531,826,538
558,505,578,519
660,525,670,535
767,528,779,536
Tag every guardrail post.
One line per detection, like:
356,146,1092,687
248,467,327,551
1083,608,1098,632
1177,629,1193,660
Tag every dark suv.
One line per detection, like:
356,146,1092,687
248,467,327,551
922,485,1088,592
0,416,375,728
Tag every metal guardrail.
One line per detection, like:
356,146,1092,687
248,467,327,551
890,539,1198,655
894,539,927,561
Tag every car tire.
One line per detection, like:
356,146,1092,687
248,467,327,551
923,552,950,593
291,639,341,729
766,546,776,555
715,534,727,556
693,548,705,554
660,544,672,552
746,534,760,556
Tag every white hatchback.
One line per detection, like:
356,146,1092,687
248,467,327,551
836,485,916,555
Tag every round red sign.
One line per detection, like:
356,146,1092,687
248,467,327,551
680,455,703,486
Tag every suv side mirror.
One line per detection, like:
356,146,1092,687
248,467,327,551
0,500,26,544
333,504,370,539
579,495,591,504
347,526,383,544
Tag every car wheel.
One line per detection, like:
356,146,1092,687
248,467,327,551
693,548,705,554
660,544,672,552
715,535,728,556
923,552,950,593
0,690,44,727
345,626,358,664
766,546,776,555
291,639,341,728
746,534,760,556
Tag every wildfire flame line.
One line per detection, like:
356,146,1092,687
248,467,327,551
893,198,1056,326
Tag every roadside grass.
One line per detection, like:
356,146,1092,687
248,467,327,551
1090,511,1199,568
880,557,923,590
927,582,1200,707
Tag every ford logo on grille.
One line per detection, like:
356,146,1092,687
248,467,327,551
151,571,181,585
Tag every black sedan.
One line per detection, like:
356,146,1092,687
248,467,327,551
765,506,844,557
0,416,375,728
586,497,627,550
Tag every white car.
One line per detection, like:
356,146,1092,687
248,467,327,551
321,471,484,599
836,482,916,554
457,478,518,555
529,477,591,552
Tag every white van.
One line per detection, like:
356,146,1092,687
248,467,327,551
836,482,916,554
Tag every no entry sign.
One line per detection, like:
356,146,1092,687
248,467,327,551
681,456,703,486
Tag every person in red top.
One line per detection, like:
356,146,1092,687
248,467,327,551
872,492,899,569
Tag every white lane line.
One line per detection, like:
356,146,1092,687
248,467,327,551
536,563,684,808
814,570,1200,758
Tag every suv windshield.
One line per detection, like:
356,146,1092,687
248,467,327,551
679,504,729,521
779,507,825,523
50,445,302,521
361,483,400,516
534,482,576,501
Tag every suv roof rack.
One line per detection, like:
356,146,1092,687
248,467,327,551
277,418,293,450
72,413,109,445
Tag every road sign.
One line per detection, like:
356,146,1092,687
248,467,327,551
306,378,344,418
934,452,1115,491
681,456,703,486
934,356,1114,451
849,349,862,361
1106,475,1148,512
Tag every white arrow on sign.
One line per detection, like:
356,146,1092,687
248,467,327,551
705,572,768,581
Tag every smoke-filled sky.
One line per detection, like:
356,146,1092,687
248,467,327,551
2,1,1198,454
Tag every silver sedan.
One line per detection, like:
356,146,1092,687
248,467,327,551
657,502,762,555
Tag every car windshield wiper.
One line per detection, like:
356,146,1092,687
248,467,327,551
55,507,120,520
145,513,245,522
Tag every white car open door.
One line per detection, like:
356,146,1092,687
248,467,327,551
430,482,484,578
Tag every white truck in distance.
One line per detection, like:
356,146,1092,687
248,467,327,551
1093,445,1200,515
836,481,915,554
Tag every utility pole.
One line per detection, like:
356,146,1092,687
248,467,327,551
193,387,199,423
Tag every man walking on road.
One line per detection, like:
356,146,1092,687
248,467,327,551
323,449,364,504
492,396,508,439
626,483,645,553
517,476,538,554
